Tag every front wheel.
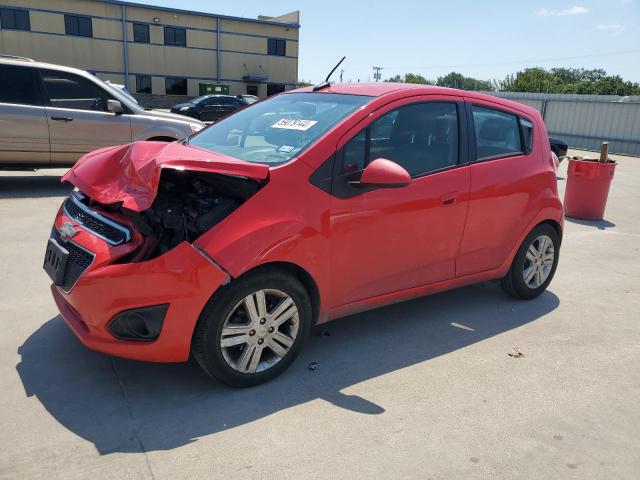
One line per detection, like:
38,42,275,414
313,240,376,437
192,269,312,387
501,224,560,299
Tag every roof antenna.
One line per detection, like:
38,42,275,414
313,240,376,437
313,56,346,91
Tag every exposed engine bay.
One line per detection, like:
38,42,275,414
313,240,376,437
118,169,262,260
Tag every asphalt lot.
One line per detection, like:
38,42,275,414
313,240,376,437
0,150,638,479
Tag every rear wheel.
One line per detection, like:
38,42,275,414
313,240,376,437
192,269,312,387
501,224,560,299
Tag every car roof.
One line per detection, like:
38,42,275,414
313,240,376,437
0,56,93,77
291,83,540,117
0,56,145,112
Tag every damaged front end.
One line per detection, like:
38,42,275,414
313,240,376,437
46,141,269,361
61,141,268,263
117,168,262,262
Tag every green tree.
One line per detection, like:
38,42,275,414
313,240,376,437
404,73,433,85
436,72,493,91
495,67,640,95
384,73,433,84
296,80,312,87
384,74,404,83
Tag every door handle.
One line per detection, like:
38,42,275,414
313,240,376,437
440,192,459,206
51,116,73,122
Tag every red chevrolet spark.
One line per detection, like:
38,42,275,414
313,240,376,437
44,83,563,387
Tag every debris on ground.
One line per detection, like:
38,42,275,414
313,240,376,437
508,347,525,358
308,362,319,371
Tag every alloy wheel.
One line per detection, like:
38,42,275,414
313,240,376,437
523,234,555,289
220,289,299,374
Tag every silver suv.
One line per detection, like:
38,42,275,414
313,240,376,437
0,56,205,168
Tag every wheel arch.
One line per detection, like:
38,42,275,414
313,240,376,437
242,261,321,325
537,218,563,246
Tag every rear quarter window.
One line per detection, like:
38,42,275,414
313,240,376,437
519,117,534,154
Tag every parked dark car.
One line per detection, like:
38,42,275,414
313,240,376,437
549,137,568,161
237,94,260,104
171,95,247,121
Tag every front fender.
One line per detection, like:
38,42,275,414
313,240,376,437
194,163,331,314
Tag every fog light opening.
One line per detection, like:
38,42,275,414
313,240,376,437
108,304,168,341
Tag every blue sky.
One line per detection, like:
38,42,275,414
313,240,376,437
134,0,640,83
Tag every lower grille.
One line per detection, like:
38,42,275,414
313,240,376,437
63,195,131,245
52,228,95,291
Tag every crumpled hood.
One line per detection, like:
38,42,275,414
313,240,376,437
62,141,269,211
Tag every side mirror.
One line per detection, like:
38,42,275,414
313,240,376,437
358,158,411,188
107,99,123,114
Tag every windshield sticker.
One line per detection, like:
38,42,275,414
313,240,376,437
278,145,295,153
271,118,318,131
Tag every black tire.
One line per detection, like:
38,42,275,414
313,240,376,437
501,223,560,300
192,268,312,387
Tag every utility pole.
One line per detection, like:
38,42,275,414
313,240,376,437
373,66,383,82
340,69,343,83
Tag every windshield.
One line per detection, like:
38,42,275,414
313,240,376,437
188,92,372,165
101,79,139,105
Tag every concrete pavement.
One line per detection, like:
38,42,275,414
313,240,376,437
0,150,638,479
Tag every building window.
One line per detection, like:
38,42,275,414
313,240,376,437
267,83,286,96
267,38,286,56
65,15,92,37
133,23,149,43
0,8,30,31
165,77,187,95
136,75,152,94
246,85,258,96
164,26,186,46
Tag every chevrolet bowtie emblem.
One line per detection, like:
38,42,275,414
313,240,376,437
59,221,78,241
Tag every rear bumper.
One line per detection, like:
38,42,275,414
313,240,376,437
49,200,229,362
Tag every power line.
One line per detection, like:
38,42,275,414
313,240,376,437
372,49,640,71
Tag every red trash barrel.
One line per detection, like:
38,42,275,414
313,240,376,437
564,159,616,221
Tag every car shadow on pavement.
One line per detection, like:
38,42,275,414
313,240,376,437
16,282,559,455
0,175,71,199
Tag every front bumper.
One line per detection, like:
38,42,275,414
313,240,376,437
49,201,229,362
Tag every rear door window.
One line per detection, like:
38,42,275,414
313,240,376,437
472,106,523,160
0,65,41,105
41,69,110,111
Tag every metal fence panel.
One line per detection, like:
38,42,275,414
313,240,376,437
485,92,640,156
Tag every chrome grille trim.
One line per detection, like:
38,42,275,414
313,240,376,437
63,193,132,246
